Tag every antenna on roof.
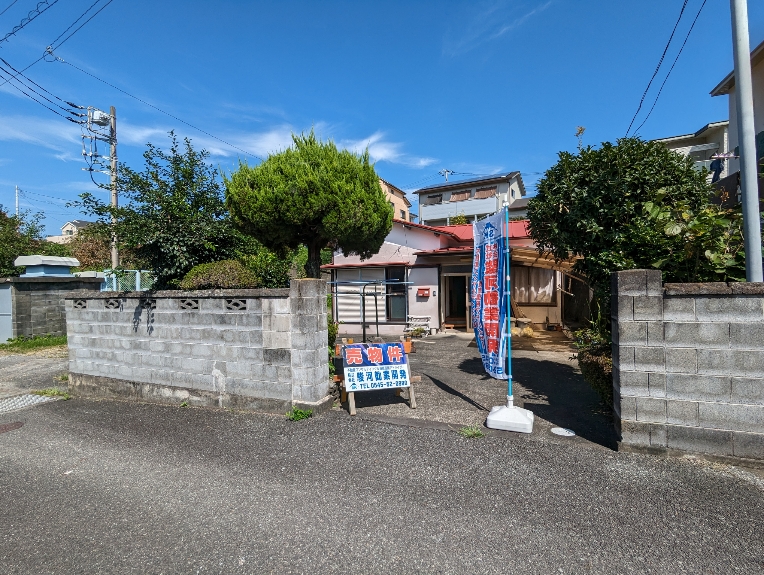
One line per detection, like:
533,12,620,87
438,169,454,182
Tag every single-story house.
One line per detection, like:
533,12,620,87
324,218,577,336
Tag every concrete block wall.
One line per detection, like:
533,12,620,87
4,277,103,339
612,270,764,461
66,279,330,413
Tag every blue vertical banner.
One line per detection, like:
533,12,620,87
471,209,509,379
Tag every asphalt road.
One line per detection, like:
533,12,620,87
1,399,763,574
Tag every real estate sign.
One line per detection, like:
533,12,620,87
342,343,411,391
471,210,509,379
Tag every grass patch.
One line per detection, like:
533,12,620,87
55,373,69,382
180,401,189,408
31,388,71,400
286,407,313,421
458,425,486,439
0,335,67,352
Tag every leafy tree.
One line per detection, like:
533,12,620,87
225,131,393,278
0,206,71,276
75,133,241,288
450,213,469,225
642,193,746,282
68,223,144,272
527,137,741,330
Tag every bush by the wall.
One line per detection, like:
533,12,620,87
179,259,259,290
573,327,613,408
577,349,613,408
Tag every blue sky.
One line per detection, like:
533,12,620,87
1,0,764,235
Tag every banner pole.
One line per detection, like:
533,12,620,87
504,204,513,407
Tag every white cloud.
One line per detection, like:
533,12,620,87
444,1,552,56
0,114,80,152
341,131,437,168
0,113,436,170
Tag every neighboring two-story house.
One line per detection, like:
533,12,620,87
46,220,94,244
654,121,730,182
414,172,527,226
379,178,415,222
710,37,764,177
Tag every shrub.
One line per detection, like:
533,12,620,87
239,249,293,288
328,320,340,348
179,259,259,290
573,327,613,407
577,349,613,408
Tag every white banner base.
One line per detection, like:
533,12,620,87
486,396,534,434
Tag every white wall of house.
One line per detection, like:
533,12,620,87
407,267,440,330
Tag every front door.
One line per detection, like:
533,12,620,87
445,275,468,330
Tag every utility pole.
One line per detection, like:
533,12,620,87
110,106,119,269
439,169,454,182
15,185,19,216
730,0,763,281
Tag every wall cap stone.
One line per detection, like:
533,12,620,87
64,287,291,299
2,276,104,284
664,283,733,295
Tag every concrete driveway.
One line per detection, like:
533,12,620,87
1,399,762,574
0,347,68,399
345,331,617,450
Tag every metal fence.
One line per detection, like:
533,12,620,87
101,270,155,292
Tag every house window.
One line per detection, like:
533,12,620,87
400,209,406,219
449,190,470,202
386,266,406,321
423,194,442,205
511,266,556,305
474,187,497,199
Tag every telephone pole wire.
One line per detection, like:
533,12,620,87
110,105,119,269
730,0,763,281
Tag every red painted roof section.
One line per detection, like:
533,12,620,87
432,224,473,242
432,220,530,241
392,218,460,240
413,247,474,256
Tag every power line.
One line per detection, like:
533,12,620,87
0,0,60,46
625,0,689,137
0,58,83,121
47,0,112,52
0,62,82,122
0,1,19,18
50,51,265,163
0,0,113,89
0,57,83,110
633,0,708,136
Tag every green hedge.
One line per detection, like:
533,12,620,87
179,260,259,290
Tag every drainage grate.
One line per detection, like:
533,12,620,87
0,394,58,414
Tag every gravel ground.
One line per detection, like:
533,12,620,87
346,331,616,449
1,399,763,574
0,346,68,399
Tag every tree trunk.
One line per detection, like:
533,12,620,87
306,241,323,279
